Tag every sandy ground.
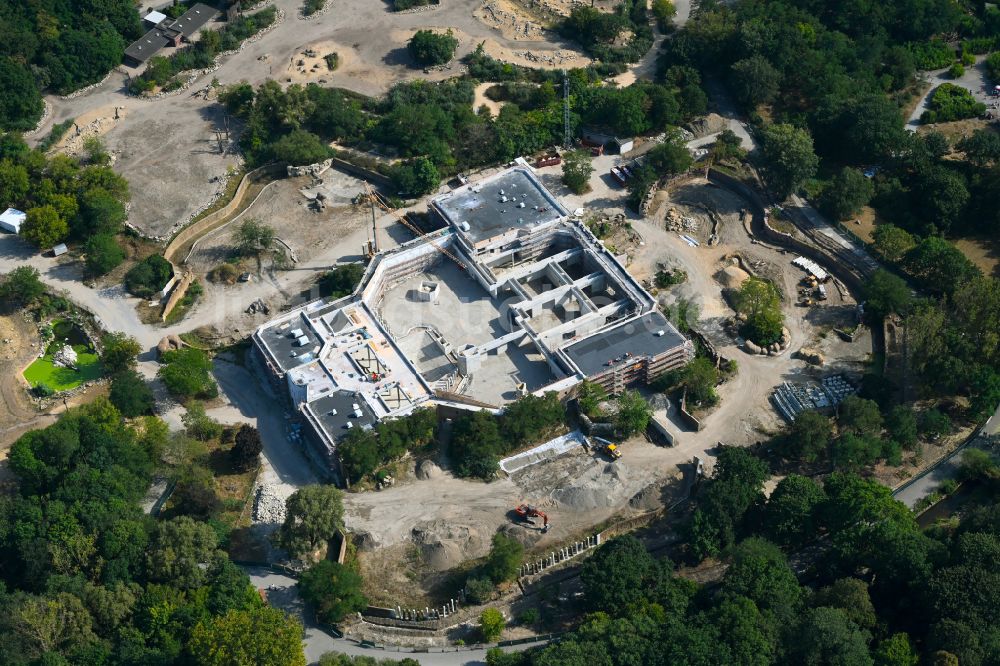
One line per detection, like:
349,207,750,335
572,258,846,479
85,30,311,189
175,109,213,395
472,82,506,115
954,236,1000,277
28,0,592,237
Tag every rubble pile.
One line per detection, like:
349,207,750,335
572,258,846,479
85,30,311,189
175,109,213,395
252,484,286,525
478,1,545,39
665,207,698,232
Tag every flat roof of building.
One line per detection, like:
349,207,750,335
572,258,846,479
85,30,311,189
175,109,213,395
171,3,216,37
563,311,686,377
434,168,567,244
144,10,168,24
125,3,216,62
260,314,323,372
309,390,378,438
125,27,172,62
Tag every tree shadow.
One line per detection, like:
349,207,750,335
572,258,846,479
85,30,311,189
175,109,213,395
382,47,416,68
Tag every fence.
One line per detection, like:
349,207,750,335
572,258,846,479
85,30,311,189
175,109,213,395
519,534,601,578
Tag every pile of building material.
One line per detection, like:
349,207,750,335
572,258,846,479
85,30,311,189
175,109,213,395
246,299,270,315
771,374,857,422
252,484,287,524
665,207,698,233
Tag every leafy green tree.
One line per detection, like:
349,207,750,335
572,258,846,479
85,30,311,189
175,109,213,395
885,406,918,449
646,133,693,177
279,485,345,558
581,535,655,610
864,269,912,319
712,129,746,162
109,370,155,418
10,592,97,659
188,605,306,666
465,577,494,604
904,236,980,295
0,266,45,309
101,332,142,375
820,168,875,221
913,166,969,235
874,633,919,666
232,424,262,473
651,0,676,29
763,474,825,548
921,84,986,123
337,427,380,483
872,224,915,262
480,607,505,642
235,218,275,256
408,30,459,66
919,409,951,440
958,129,1000,167
838,396,883,437
483,532,524,584
390,157,440,196
735,276,784,346
678,358,719,406
561,149,594,194
318,263,364,298
298,560,367,624
183,401,223,441
759,123,819,199
21,205,68,248
730,56,781,109
0,160,30,208
786,607,873,666
0,56,44,131
780,409,832,462
159,348,217,400
813,578,877,631
576,380,608,418
270,129,330,165
76,187,127,237
146,516,223,589
723,538,802,626
124,254,174,298
84,233,125,277
615,389,652,436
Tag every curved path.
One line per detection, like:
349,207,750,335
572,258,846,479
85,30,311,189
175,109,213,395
244,566,550,665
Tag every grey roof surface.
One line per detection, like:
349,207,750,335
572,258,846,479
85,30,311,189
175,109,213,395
260,316,322,372
310,390,378,440
435,168,567,244
564,311,687,377
125,28,171,62
124,4,216,62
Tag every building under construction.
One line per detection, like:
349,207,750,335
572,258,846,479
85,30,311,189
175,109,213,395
252,167,693,477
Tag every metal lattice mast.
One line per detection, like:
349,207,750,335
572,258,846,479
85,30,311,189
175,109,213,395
563,69,571,149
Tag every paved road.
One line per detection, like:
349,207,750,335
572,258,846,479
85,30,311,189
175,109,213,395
893,402,1000,509
243,567,549,665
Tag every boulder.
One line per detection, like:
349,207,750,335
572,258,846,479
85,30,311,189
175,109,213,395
415,460,443,481
744,340,761,354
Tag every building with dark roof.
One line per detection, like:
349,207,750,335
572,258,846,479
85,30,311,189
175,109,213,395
125,3,218,66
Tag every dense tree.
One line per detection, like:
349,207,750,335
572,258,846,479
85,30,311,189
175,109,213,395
820,168,875,221
0,266,45,310
159,348,217,400
270,129,331,165
615,389,652,436
83,232,126,277
146,516,224,590
109,370,155,418
76,187,127,238
408,30,459,66
278,485,345,558
235,218,275,256
480,607,505,642
561,149,594,194
318,263,364,298
735,276,784,346
483,532,524,584
904,237,980,295
0,57,44,131
780,409,833,462
676,357,719,406
730,56,781,109
125,254,174,299
101,332,142,375
763,474,825,548
759,123,819,199
864,269,912,319
958,129,1000,167
188,605,306,666
390,157,440,197
581,535,656,610
787,607,873,666
645,134,694,176
872,224,915,263
183,401,223,441
21,205,68,248
298,560,367,624
232,425,263,473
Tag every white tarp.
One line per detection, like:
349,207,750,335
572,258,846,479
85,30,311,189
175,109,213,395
499,430,587,474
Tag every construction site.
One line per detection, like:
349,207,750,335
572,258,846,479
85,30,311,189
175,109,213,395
251,166,694,477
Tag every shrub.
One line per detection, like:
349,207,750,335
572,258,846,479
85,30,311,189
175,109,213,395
465,577,494,604
125,254,173,299
298,560,367,624
480,608,505,642
318,263,364,298
160,348,217,400
921,83,986,123
948,63,965,79
109,370,155,418
483,532,524,584
232,424,263,472
84,233,126,277
209,263,240,284
408,30,458,66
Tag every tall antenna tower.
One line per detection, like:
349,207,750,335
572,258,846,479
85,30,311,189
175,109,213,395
563,69,571,149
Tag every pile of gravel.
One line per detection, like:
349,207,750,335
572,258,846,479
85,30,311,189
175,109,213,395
252,484,286,525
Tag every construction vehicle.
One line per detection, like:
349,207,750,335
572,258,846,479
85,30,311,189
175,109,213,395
593,436,622,460
514,504,550,532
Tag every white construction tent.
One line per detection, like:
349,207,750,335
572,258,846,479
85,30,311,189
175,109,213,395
0,208,26,234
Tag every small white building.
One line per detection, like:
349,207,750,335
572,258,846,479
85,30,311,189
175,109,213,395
0,208,26,234
143,10,168,27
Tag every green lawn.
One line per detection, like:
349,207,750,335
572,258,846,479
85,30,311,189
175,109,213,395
23,321,104,392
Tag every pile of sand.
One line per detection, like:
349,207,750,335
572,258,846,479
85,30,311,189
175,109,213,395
552,462,629,511
410,519,489,571
415,460,443,480
685,113,728,139
716,264,750,289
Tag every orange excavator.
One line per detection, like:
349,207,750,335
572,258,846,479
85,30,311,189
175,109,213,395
514,504,550,533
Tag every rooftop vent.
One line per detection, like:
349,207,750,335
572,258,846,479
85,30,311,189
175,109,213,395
655,330,665,337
